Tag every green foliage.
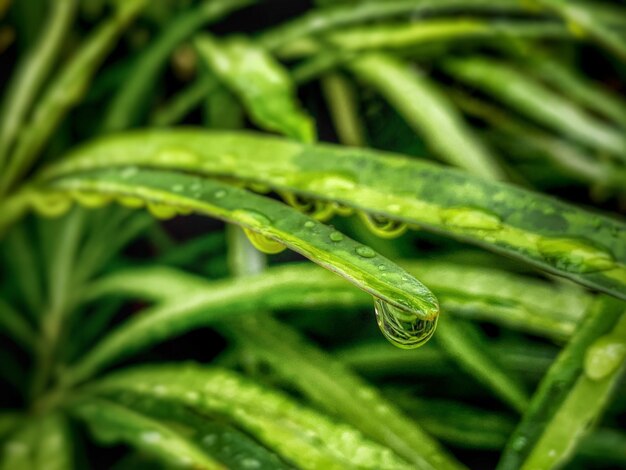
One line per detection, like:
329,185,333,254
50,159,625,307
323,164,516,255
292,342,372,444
1,1,625,469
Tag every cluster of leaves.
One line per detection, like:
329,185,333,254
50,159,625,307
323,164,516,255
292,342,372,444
1,0,626,468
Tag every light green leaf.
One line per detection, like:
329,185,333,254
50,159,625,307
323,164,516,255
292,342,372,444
444,57,626,162
40,130,626,299
350,53,504,179
72,399,225,470
498,295,626,470
87,364,413,470
70,259,586,385
195,35,315,142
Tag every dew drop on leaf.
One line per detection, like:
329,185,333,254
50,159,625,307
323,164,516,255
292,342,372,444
356,246,376,258
584,335,626,381
329,231,344,242
243,228,286,254
147,203,178,220
373,297,437,349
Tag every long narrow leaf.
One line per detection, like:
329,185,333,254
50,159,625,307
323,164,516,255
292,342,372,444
40,130,626,299
87,365,413,469
195,35,315,142
350,53,504,179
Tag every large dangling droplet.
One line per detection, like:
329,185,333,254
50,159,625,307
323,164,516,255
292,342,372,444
374,297,437,349
243,228,286,254
359,212,407,239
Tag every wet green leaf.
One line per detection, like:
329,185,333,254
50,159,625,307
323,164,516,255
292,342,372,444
41,130,626,299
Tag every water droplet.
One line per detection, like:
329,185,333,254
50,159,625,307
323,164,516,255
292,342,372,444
30,191,73,218
141,431,161,444
147,203,178,220
329,231,344,242
356,246,376,258
511,436,528,451
378,264,387,271
280,192,335,221
440,207,501,230
120,166,138,179
214,189,227,199
202,434,217,446
243,228,286,254
117,195,145,208
171,184,184,192
584,335,626,381
72,191,111,208
304,221,316,228
374,298,437,349
359,212,407,238
537,238,615,273
241,458,261,469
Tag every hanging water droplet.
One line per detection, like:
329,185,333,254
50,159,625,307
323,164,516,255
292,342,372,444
71,191,111,208
584,335,626,381
147,203,178,220
117,195,145,208
30,192,72,218
373,298,437,349
356,246,376,258
537,237,615,273
359,212,407,239
243,228,286,254
329,231,344,242
440,207,501,230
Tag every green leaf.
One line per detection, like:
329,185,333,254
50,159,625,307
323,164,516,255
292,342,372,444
69,258,585,387
0,414,73,470
520,307,626,469
86,364,413,469
40,129,626,299
221,314,465,470
258,0,535,51
94,395,293,470
497,296,626,470
350,53,504,179
47,167,437,316
72,398,225,470
195,35,315,142
443,57,626,162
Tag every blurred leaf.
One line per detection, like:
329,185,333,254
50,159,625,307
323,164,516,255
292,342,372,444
0,414,72,470
350,53,504,179
195,35,315,142
444,57,626,162
87,365,413,469
73,399,225,469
